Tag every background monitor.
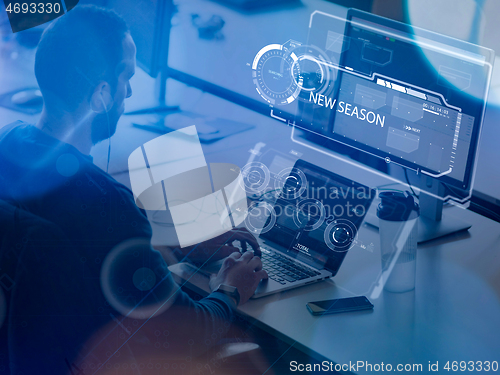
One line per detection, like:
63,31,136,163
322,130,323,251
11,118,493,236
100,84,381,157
103,0,499,225
296,9,493,192
105,0,166,78
105,0,177,113
293,9,494,240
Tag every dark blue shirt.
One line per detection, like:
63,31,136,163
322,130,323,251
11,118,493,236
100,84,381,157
0,122,234,374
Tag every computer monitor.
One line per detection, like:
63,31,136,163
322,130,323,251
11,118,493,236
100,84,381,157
105,0,178,114
292,9,494,241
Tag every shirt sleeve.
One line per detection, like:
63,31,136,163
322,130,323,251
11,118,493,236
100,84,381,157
149,288,236,357
91,183,237,357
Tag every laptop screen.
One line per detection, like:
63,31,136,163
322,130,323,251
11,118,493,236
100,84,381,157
260,159,374,274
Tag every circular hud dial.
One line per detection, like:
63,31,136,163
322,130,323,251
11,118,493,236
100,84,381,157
324,219,357,252
240,162,270,193
252,44,302,106
293,198,326,231
274,167,307,200
252,42,336,106
244,201,276,234
290,45,336,102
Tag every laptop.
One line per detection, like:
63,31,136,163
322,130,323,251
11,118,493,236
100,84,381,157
197,159,375,298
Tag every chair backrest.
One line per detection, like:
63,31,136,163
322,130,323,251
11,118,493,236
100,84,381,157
0,199,69,375
0,200,22,375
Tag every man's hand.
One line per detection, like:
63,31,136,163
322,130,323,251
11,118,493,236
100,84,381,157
180,227,261,263
209,251,268,305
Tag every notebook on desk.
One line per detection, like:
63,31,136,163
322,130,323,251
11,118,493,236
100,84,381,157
173,159,375,298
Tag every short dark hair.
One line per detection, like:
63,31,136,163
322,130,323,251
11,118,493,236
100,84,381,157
35,5,129,110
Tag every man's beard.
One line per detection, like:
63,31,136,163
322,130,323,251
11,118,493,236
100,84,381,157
91,110,119,145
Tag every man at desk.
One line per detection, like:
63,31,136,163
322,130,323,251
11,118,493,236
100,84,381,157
0,5,267,373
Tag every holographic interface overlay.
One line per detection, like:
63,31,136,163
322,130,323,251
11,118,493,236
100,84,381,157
128,126,248,248
251,11,494,206
242,158,375,275
240,151,421,300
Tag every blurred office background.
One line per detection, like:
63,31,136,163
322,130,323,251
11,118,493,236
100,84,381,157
0,0,498,211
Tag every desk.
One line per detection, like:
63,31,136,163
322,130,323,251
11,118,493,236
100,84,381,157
1,37,497,375
92,81,500,373
170,206,500,374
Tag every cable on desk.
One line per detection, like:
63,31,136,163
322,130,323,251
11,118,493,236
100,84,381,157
404,168,418,198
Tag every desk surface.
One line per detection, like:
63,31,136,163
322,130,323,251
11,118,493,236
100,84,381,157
170,205,500,374
100,81,500,373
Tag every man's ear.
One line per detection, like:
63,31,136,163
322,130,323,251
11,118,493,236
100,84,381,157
90,82,113,113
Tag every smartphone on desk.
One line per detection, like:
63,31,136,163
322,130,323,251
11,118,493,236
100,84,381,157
307,296,374,316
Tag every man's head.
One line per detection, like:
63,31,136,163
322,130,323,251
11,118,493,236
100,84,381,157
35,5,136,144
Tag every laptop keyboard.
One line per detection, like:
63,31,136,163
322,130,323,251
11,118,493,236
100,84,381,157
260,247,321,284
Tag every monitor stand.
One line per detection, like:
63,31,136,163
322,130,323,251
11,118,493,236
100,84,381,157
365,175,471,243
417,175,471,243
